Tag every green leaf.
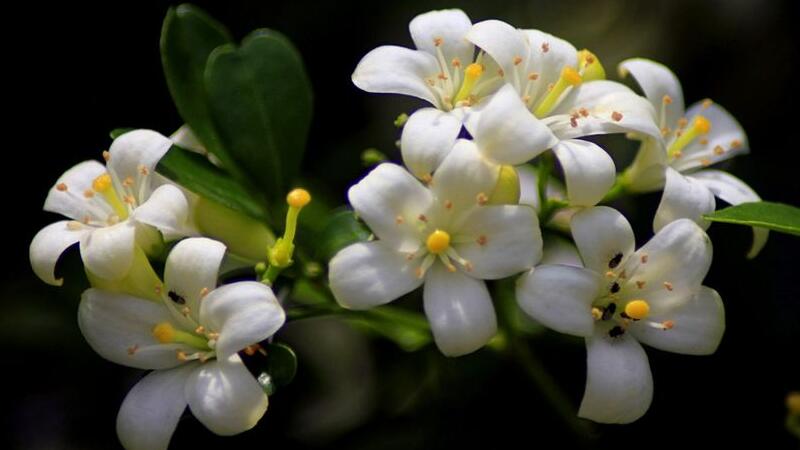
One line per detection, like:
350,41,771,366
109,127,134,139
703,201,800,236
261,342,297,388
345,306,432,352
160,4,231,160
315,208,371,261
157,145,269,221
204,29,313,198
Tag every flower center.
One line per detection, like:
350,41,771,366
426,229,451,254
427,39,502,111
152,321,212,350
667,115,712,159
92,172,130,220
533,66,583,118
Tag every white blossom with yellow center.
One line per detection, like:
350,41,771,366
328,142,542,357
516,206,724,424
78,238,285,449
29,129,197,285
618,58,767,257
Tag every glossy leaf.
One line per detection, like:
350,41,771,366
704,201,800,236
315,208,372,261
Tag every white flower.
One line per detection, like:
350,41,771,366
328,142,542,356
30,129,197,285
516,206,724,423
352,9,504,114
461,20,661,206
619,58,767,257
78,237,285,449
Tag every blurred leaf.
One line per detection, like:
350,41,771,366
262,342,298,388
109,127,134,139
157,145,268,221
346,306,431,352
160,4,231,159
204,29,313,199
704,201,800,236
316,207,371,261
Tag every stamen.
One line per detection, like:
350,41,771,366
663,281,674,291
476,235,487,246
127,345,139,355
533,66,582,117
476,192,489,205
541,42,550,53
668,115,711,159
426,229,451,254
416,254,436,278
636,280,646,289
67,221,83,231
611,111,623,122
453,63,484,105
92,173,129,219
56,183,68,191
102,150,111,161
395,215,405,224
624,300,650,320
591,307,603,320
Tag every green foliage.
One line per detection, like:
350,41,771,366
316,208,372,261
704,201,800,236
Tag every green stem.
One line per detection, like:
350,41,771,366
261,265,282,286
601,173,630,203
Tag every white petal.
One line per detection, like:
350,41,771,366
546,81,660,140
80,220,137,281
352,46,440,107
170,124,206,154
466,20,529,92
570,206,635,273
133,184,197,239
672,103,748,172
185,355,268,436
516,264,600,337
431,140,499,213
631,286,724,355
164,237,226,320
688,169,768,258
578,327,653,424
453,204,541,279
400,108,462,178
468,84,558,164
348,163,431,252
654,167,715,232
30,220,90,286
629,219,712,315
541,234,583,267
516,164,566,211
520,29,578,104
552,139,616,206
43,160,107,220
200,281,285,360
409,9,473,67
624,139,669,193
116,364,193,450
329,241,423,310
78,288,193,370
108,129,172,182
618,58,685,126
423,263,497,356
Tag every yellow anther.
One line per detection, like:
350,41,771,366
591,307,603,320
693,115,712,134
561,66,583,86
92,173,113,192
662,95,673,105
662,320,674,330
578,49,605,81
152,322,175,344
426,229,451,254
465,63,483,79
287,188,311,208
624,300,650,320
668,115,713,159
56,183,68,191
454,63,484,104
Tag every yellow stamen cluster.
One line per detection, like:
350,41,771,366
426,229,451,254
533,66,583,118
624,299,650,320
92,173,113,192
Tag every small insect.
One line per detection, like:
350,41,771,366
610,282,620,294
602,303,616,321
608,252,623,269
168,290,186,305
608,326,625,338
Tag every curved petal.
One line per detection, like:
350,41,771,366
546,81,660,139
200,281,285,360
400,108,462,179
520,29,579,105
541,234,583,267
117,365,193,450
78,288,193,370
654,167,715,232
628,219,712,316
30,220,90,286
329,241,423,310
80,220,137,281
618,58,685,126
552,139,616,206
43,160,107,220
170,124,206,154
431,139,500,213
578,326,653,424
423,263,497,356
688,169,767,258
164,237,226,321
570,206,635,273
348,163,431,252
352,46,440,107
631,286,724,355
517,164,566,210
409,9,473,67
453,204,541,279
185,355,268,436
672,103,748,172
133,184,197,239
468,84,558,164
466,20,529,92
516,264,600,337
108,129,172,183
624,139,669,193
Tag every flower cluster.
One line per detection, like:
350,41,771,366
331,8,759,423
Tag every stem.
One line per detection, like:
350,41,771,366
261,265,282,286
601,173,629,203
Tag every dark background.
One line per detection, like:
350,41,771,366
4,0,799,448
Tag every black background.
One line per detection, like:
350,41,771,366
3,0,799,449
